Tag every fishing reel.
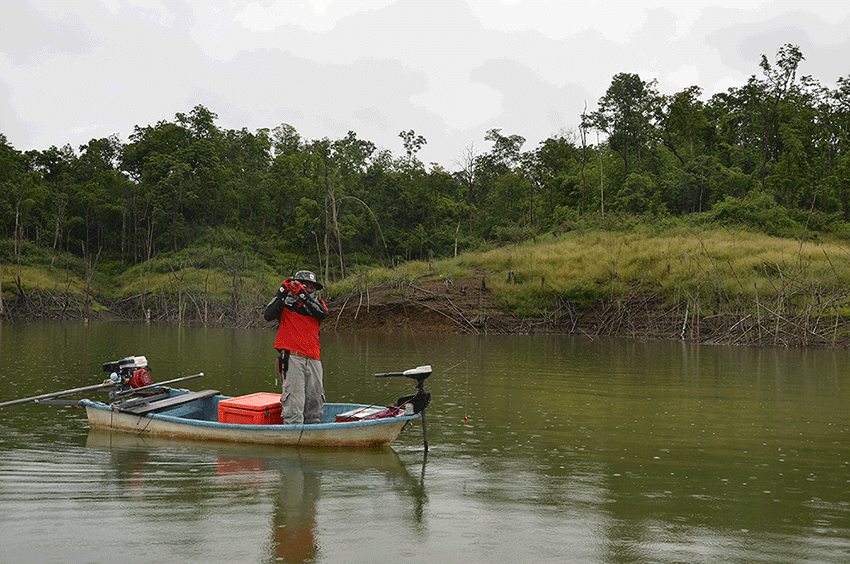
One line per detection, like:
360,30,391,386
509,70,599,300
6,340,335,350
102,355,152,398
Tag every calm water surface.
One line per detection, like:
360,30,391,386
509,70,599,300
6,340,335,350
0,321,848,564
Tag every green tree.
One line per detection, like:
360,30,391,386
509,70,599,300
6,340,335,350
24,145,74,267
755,44,805,190
470,129,526,239
526,133,581,223
0,136,38,265
656,86,712,166
72,136,127,258
221,127,272,231
823,76,850,218
399,129,427,163
585,73,661,175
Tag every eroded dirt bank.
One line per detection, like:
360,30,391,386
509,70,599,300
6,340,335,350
324,272,515,333
324,274,683,340
323,272,850,349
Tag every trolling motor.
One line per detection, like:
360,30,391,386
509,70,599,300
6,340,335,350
374,365,432,414
102,356,154,399
375,365,433,451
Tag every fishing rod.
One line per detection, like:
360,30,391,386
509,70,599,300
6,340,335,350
286,195,390,279
0,380,117,409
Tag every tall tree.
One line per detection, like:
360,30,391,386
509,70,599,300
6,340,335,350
756,44,805,190
27,145,74,268
656,86,711,166
399,129,427,163
584,73,660,175
529,132,581,223
454,142,478,235
471,129,525,238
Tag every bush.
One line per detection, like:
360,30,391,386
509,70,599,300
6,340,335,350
708,192,796,234
612,173,666,215
786,208,843,234
555,282,606,309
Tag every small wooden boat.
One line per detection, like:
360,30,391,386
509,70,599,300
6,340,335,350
81,390,421,448
2,355,434,449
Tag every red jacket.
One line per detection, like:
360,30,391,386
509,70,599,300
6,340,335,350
274,305,324,359
265,287,328,359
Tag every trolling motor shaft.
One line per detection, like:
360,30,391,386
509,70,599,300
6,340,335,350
374,365,432,451
374,365,432,385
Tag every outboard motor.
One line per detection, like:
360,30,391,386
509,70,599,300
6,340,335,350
102,356,152,397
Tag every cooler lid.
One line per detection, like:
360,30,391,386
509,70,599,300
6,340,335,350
219,392,281,411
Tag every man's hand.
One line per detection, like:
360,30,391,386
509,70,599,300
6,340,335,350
282,278,305,296
280,278,292,295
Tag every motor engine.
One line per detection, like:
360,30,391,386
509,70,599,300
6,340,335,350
102,356,152,390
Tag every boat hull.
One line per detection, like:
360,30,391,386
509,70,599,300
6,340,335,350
81,393,417,447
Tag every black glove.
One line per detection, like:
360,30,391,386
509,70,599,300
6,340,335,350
300,293,328,321
283,293,300,308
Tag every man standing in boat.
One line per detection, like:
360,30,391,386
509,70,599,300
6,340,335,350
264,270,329,424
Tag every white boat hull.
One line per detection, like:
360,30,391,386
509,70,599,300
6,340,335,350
82,398,417,447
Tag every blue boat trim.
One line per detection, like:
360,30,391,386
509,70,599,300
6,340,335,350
80,398,420,430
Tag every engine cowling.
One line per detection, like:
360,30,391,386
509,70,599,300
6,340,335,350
127,367,152,388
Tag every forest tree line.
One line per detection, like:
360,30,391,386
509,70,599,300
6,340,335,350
1,44,849,286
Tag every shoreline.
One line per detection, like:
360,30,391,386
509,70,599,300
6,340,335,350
4,274,850,350
325,279,850,348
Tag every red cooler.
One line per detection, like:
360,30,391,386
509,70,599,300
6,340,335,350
218,392,282,424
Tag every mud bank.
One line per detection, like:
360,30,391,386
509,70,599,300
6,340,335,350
323,273,850,349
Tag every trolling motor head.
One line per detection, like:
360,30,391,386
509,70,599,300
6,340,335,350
374,365,432,384
374,365,432,414
102,356,152,392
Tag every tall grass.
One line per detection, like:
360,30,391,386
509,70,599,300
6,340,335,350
0,263,89,295
442,226,850,319
326,260,472,297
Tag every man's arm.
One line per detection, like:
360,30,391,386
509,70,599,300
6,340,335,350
300,294,328,322
279,279,328,321
263,284,286,322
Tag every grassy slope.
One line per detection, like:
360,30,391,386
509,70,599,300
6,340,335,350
334,225,850,311
455,226,850,316
325,224,850,346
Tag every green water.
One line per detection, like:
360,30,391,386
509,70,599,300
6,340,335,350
0,321,848,563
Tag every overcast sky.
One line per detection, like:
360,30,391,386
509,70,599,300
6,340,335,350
2,0,848,168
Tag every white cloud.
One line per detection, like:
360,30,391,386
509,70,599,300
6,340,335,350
235,0,398,32
3,0,849,165
664,64,701,91
410,75,504,132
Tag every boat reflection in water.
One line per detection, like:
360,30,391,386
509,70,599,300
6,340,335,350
85,429,427,564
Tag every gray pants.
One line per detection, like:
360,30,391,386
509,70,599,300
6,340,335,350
281,355,324,424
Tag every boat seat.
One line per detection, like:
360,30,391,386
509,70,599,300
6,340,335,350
119,389,219,415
